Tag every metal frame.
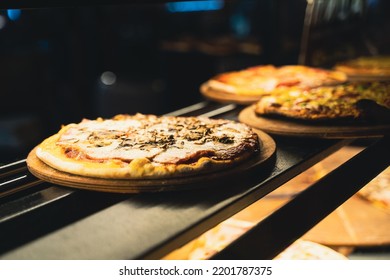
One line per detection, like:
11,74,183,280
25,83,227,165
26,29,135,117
1,102,387,259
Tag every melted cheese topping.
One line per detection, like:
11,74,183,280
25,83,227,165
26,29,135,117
55,114,258,164
255,81,390,120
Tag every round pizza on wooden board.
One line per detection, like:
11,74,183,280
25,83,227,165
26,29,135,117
239,81,390,138
239,105,390,139
201,64,347,104
27,113,276,193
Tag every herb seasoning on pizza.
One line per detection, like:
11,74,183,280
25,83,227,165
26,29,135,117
254,81,390,122
35,114,261,179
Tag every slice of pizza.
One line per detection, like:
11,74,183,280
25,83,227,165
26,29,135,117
201,64,347,96
34,113,261,179
254,81,390,122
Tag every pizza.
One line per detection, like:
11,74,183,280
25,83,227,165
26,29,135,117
201,64,347,96
334,56,390,79
254,81,390,122
34,113,261,180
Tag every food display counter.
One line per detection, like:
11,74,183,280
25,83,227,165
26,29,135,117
0,0,389,260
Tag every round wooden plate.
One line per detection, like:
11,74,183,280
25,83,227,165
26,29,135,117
239,105,390,138
26,129,276,193
303,194,390,247
200,82,261,105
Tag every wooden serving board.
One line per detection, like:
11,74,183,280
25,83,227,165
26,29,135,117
239,105,390,138
200,83,260,105
303,194,390,247
27,129,276,193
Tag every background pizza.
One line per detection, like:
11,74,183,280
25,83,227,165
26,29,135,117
253,81,390,122
200,64,347,104
334,56,390,81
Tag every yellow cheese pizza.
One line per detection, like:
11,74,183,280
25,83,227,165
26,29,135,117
201,64,347,97
35,113,261,179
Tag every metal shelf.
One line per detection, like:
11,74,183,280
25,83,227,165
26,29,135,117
1,101,386,259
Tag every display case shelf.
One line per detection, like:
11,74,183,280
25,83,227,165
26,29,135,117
1,101,388,259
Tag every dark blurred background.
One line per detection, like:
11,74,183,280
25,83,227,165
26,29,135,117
0,0,389,162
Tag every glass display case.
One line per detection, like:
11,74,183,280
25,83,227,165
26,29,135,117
0,0,389,260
